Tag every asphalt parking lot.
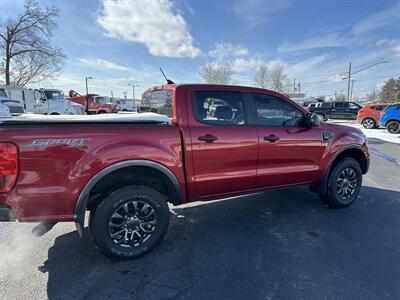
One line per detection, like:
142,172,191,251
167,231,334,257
1,137,400,299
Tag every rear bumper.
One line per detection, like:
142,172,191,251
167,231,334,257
0,204,16,222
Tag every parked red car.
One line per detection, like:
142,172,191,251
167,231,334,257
356,103,389,129
0,84,370,259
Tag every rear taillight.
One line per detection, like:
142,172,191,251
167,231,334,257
0,143,18,193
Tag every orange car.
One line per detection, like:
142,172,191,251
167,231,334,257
356,103,389,129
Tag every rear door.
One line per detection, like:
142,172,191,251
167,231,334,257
251,92,323,188
187,89,258,198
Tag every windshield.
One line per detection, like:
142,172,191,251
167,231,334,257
0,89,8,98
44,90,64,100
141,90,172,117
95,97,108,104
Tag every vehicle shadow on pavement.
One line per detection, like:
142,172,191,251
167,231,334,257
43,186,400,299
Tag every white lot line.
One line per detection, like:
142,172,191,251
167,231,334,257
326,120,400,145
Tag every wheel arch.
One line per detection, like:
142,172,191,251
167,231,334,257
73,159,183,237
385,119,400,126
314,144,369,195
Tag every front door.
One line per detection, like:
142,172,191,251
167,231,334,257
188,89,258,198
348,102,361,120
251,92,323,188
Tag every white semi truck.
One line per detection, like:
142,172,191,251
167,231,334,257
3,86,85,115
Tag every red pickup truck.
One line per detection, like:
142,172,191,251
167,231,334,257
0,84,369,259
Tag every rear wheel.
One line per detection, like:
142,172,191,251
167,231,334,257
361,118,376,129
91,185,170,259
319,158,362,208
386,120,400,134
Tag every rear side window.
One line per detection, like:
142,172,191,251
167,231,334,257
371,106,385,111
334,102,347,108
253,93,303,127
192,91,245,125
140,90,173,117
321,102,331,108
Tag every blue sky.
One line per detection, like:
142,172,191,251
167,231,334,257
2,0,400,99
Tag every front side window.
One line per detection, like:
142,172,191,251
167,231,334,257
349,102,360,109
192,91,245,125
253,93,303,126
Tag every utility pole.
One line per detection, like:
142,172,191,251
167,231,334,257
111,91,113,100
350,80,356,102
346,62,351,101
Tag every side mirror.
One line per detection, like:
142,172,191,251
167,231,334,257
306,113,321,127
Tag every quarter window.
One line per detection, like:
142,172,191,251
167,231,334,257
192,91,246,125
253,93,304,126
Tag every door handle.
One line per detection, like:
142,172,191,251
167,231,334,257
198,134,218,143
264,135,279,142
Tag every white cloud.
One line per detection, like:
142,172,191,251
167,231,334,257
231,57,266,72
78,58,129,72
352,3,400,35
287,54,330,75
97,0,201,58
278,34,346,53
209,43,249,58
394,44,400,57
233,0,293,28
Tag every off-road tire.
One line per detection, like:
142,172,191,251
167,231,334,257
319,158,362,208
91,185,170,260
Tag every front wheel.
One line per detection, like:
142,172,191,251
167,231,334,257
319,158,362,208
386,120,400,134
316,113,327,122
91,186,170,260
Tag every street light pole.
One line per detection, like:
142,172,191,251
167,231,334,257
85,76,92,114
128,83,139,109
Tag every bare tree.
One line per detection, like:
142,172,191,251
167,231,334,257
254,64,269,89
200,62,233,85
0,0,65,86
269,63,288,93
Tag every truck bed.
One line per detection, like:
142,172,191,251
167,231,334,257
0,112,170,125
